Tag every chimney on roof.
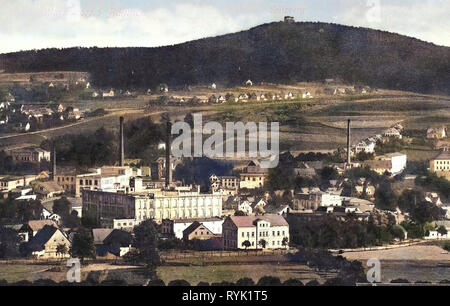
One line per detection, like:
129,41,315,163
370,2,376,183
51,144,56,181
119,116,124,166
165,121,172,188
347,119,351,165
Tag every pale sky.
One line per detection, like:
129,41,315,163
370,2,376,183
0,0,449,53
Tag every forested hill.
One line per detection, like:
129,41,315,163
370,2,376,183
1,21,449,94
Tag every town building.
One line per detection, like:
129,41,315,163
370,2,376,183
293,191,342,211
28,225,71,259
55,166,135,197
239,160,269,189
427,126,447,139
429,151,450,180
222,214,289,250
0,175,40,192
9,147,50,164
210,174,239,195
182,221,216,241
161,217,223,239
82,189,223,226
33,181,64,199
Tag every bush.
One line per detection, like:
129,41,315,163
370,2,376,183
282,278,304,286
257,276,282,286
168,280,191,286
236,277,255,286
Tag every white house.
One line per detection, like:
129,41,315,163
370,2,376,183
161,217,223,239
238,200,253,215
223,215,289,250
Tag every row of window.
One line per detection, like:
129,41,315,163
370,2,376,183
241,230,286,238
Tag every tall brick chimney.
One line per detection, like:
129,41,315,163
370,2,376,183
347,119,351,165
119,116,124,166
165,121,172,188
51,144,56,181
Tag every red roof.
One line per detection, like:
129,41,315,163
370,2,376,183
229,214,288,228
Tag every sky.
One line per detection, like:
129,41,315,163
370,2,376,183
0,0,449,53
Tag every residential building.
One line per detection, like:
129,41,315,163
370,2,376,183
0,175,39,192
82,189,223,225
55,166,134,197
210,174,239,195
182,221,216,241
383,128,402,139
376,152,407,175
427,126,446,139
161,217,223,239
355,140,376,154
239,160,269,189
33,181,64,199
222,214,289,250
9,147,50,163
28,225,71,259
429,151,450,180
293,191,342,210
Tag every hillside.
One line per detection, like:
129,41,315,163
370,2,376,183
1,21,449,94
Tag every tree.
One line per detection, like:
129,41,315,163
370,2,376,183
133,220,160,276
242,240,251,250
258,239,267,249
257,276,281,286
52,197,71,216
56,244,68,257
234,210,246,216
70,229,96,264
0,226,20,259
374,181,397,211
184,113,194,129
437,225,448,236
282,237,289,247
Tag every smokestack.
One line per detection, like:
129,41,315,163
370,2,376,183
119,116,124,166
347,119,351,165
51,145,56,181
165,121,172,188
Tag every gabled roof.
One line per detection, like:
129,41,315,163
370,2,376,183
227,214,288,228
183,221,213,237
92,228,114,244
28,225,63,251
27,220,58,232
433,152,450,160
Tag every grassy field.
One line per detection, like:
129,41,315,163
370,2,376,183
156,263,334,285
1,82,449,155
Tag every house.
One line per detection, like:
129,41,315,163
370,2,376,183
237,200,253,215
294,162,317,177
263,204,290,216
429,151,450,181
424,221,450,240
239,160,269,189
210,174,239,195
425,192,443,206
284,16,295,23
383,127,402,139
9,147,50,164
22,220,59,237
293,191,342,211
211,83,217,89
113,218,138,231
222,214,289,250
28,225,71,259
302,91,313,99
33,181,65,199
102,89,115,98
245,80,253,86
94,228,132,258
355,140,376,154
362,159,393,175
92,91,99,98
375,152,407,175
355,185,376,197
161,217,223,239
182,221,216,241
427,126,447,139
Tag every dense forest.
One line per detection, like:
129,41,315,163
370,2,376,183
1,22,449,94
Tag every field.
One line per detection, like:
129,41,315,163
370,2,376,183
1,74,449,160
